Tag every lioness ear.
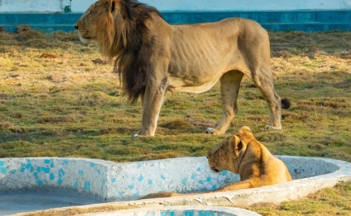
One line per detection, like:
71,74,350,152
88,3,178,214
232,135,243,152
237,141,243,151
238,126,252,135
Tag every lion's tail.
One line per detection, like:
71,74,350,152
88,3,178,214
281,98,291,109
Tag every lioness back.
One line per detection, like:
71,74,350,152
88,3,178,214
264,156,293,185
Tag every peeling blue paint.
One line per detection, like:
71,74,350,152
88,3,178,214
199,211,215,216
34,172,39,179
72,181,78,189
184,211,195,216
0,161,5,167
138,175,143,182
37,180,43,186
161,174,165,180
191,174,196,179
78,170,84,176
111,178,116,183
58,168,65,177
50,173,55,180
58,178,63,185
25,163,32,170
148,179,153,185
44,159,51,164
42,167,50,173
84,181,91,192
0,167,7,175
128,185,134,190
206,177,211,182
101,179,106,191
182,178,187,185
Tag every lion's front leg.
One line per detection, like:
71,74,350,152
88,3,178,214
139,192,182,199
214,179,254,192
132,78,167,138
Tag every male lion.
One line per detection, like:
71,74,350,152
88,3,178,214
75,0,290,137
141,126,292,199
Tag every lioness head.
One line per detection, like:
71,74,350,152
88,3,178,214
207,126,253,174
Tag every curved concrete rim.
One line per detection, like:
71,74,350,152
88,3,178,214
80,205,261,216
10,156,351,215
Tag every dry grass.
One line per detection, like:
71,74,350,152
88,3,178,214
0,29,351,215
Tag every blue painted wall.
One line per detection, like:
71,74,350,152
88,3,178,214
1,10,351,33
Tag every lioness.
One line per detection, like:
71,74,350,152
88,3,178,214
75,0,290,138
141,126,292,199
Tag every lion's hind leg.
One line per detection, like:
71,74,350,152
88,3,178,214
206,71,243,135
251,65,289,130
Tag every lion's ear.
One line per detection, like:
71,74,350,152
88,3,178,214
111,0,115,12
101,0,115,12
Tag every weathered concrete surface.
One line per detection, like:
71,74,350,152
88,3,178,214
4,156,350,215
80,206,261,216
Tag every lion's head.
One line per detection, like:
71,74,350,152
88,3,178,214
207,126,256,174
74,0,161,103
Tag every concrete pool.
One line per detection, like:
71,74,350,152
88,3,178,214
1,156,351,215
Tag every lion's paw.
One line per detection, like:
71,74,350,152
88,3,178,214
205,128,224,134
131,131,140,139
264,125,282,130
205,128,216,134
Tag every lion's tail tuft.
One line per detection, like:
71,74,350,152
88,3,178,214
281,98,291,109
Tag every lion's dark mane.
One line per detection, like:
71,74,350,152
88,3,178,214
111,0,162,103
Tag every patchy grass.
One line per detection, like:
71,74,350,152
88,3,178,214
0,28,351,215
249,181,351,215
